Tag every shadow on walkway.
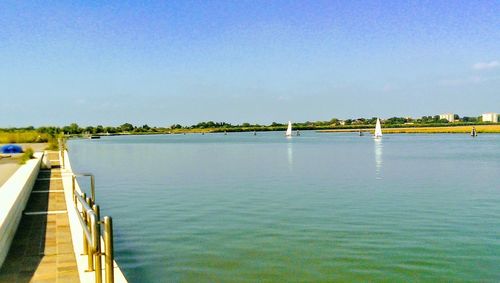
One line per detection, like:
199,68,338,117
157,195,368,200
0,166,79,282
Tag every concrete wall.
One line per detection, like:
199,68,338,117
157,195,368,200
0,152,42,268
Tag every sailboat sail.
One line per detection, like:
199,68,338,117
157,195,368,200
374,118,383,138
471,127,477,137
286,121,292,136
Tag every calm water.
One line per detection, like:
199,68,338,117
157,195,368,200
68,132,500,282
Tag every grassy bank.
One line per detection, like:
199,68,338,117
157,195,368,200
83,124,500,135
5,123,500,139
0,131,51,143
318,124,500,134
171,124,500,134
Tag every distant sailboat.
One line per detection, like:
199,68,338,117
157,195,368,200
471,127,477,137
286,121,292,137
374,118,383,139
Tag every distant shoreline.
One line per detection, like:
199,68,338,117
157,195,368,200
70,124,500,136
318,125,500,134
4,124,500,142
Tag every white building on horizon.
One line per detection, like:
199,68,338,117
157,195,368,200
482,112,498,123
439,113,455,123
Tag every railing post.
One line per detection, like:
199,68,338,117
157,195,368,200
93,205,102,283
72,175,76,204
90,175,96,202
73,173,96,203
59,138,65,169
73,172,115,282
82,193,88,255
86,197,94,272
104,216,114,283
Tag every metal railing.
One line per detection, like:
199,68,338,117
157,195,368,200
72,173,115,283
72,173,96,202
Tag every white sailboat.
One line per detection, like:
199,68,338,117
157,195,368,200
471,127,477,137
374,118,383,139
286,121,292,137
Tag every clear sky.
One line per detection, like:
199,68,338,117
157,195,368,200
1,0,499,127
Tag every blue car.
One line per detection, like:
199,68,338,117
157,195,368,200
1,144,23,154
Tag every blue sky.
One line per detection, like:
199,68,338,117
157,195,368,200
1,0,499,127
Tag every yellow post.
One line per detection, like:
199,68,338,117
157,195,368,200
93,204,102,283
86,197,93,272
72,175,76,204
90,175,96,202
82,193,88,255
104,216,114,283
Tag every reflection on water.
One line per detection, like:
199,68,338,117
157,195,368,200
287,141,293,170
374,138,383,178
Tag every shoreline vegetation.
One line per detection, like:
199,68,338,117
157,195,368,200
319,124,500,134
1,116,500,143
0,131,59,148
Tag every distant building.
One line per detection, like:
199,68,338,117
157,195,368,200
404,116,414,124
482,112,499,123
439,113,455,123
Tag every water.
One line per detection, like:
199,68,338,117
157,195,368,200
68,132,500,282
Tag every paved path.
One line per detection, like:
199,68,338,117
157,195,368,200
0,152,79,282
0,162,20,187
0,144,47,187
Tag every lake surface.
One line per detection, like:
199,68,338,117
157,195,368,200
68,132,500,282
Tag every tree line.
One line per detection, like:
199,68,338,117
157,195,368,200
0,114,488,135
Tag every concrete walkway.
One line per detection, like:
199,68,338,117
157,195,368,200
0,152,79,282
0,162,20,187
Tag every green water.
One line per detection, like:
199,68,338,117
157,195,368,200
68,132,500,282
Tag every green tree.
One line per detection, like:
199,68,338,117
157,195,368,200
120,123,134,132
64,123,82,134
104,126,117,133
329,118,339,125
84,126,95,134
